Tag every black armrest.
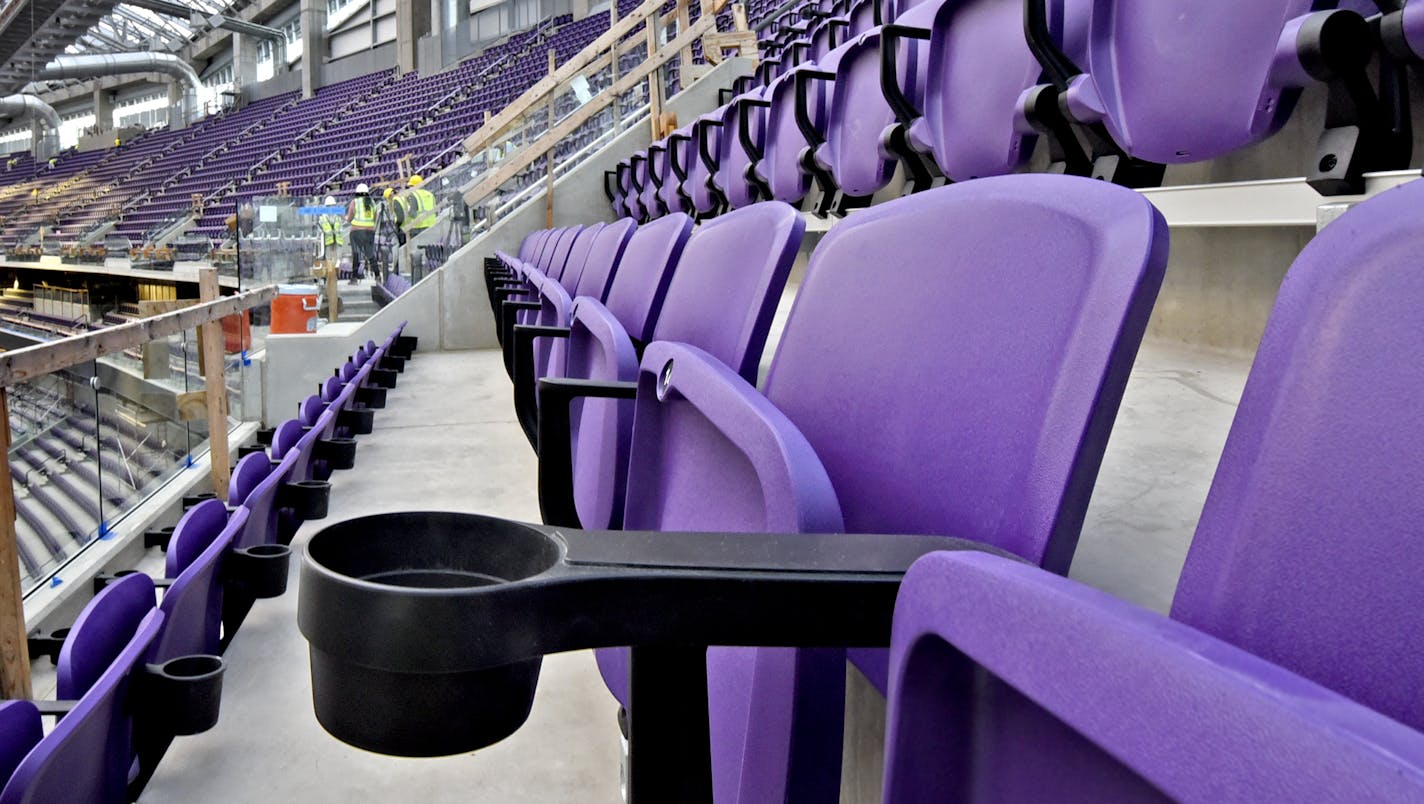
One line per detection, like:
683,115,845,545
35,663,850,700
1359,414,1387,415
667,132,692,181
603,169,618,203
536,377,639,528
93,572,172,594
880,25,931,126
794,68,837,148
32,699,79,717
500,301,542,372
697,119,724,176
512,325,571,449
738,98,773,162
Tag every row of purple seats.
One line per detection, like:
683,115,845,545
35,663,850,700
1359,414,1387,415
612,0,1424,222
481,172,1162,797
479,168,1424,797
0,322,416,802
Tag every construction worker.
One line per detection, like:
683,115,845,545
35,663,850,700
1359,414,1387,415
318,195,345,264
397,174,437,276
346,183,378,283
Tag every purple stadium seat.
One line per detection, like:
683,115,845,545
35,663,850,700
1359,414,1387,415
686,114,727,217
717,88,772,209
153,499,244,661
597,173,1167,801
883,176,1424,800
889,0,1090,181
659,127,695,216
0,574,164,803
1024,0,1403,191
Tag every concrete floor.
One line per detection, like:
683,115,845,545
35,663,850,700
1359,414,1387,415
140,328,1251,802
142,349,623,803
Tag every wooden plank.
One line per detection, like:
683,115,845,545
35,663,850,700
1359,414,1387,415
463,13,719,205
646,12,663,140
197,268,230,502
677,0,693,70
546,50,558,230
0,389,31,698
462,0,667,155
0,285,276,387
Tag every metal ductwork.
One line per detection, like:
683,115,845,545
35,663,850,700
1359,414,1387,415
0,94,62,133
38,53,202,95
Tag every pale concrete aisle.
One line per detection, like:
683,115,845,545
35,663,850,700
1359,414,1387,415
142,349,623,803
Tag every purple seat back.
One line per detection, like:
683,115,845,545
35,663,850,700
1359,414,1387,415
235,449,300,550
229,450,273,507
156,501,246,660
1063,0,1330,163
641,145,665,218
717,90,768,210
909,0,1087,180
566,203,803,531
626,152,649,219
575,218,636,302
768,174,1165,692
544,225,586,282
595,213,694,345
558,222,605,295
687,114,724,215
0,703,40,793
658,129,693,215
270,419,304,460
879,171,1424,804
2,574,164,803
320,376,342,405
1170,178,1424,731
534,273,575,382
299,394,323,427
339,361,357,384
516,230,540,261
820,18,932,198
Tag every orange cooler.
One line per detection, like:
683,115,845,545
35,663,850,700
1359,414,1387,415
271,284,319,334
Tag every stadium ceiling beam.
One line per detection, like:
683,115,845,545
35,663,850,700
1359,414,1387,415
122,0,285,40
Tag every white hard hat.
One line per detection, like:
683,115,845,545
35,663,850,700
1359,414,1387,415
355,183,369,194
323,195,336,205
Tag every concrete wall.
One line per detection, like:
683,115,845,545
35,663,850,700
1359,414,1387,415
264,267,441,424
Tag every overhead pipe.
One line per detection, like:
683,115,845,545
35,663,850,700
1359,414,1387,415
0,94,61,134
39,52,202,95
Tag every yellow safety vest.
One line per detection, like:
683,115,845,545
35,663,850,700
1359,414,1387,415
404,188,437,231
319,215,345,246
350,198,376,230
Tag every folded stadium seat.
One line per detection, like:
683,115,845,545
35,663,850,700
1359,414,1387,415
687,113,728,218
640,144,667,220
625,152,649,221
718,88,773,209
0,575,164,802
881,176,1424,801
555,221,606,296
812,0,951,212
585,173,1166,802
756,37,857,211
1023,0,1404,192
880,0,1092,182
605,162,629,218
537,202,803,533
658,127,695,215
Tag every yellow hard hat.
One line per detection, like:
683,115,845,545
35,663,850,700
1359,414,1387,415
407,175,423,187
383,187,394,199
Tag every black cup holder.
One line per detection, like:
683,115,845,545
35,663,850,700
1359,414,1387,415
298,512,971,797
237,443,268,460
182,492,217,510
371,367,398,389
255,427,276,446
227,544,292,599
379,354,406,373
27,626,69,664
337,407,374,435
140,654,225,735
301,512,562,756
393,335,417,357
316,437,358,470
281,480,330,520
354,386,387,409
144,526,175,551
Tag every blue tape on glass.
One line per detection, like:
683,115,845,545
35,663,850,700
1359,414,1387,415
98,521,113,540
299,205,347,215
49,576,63,588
